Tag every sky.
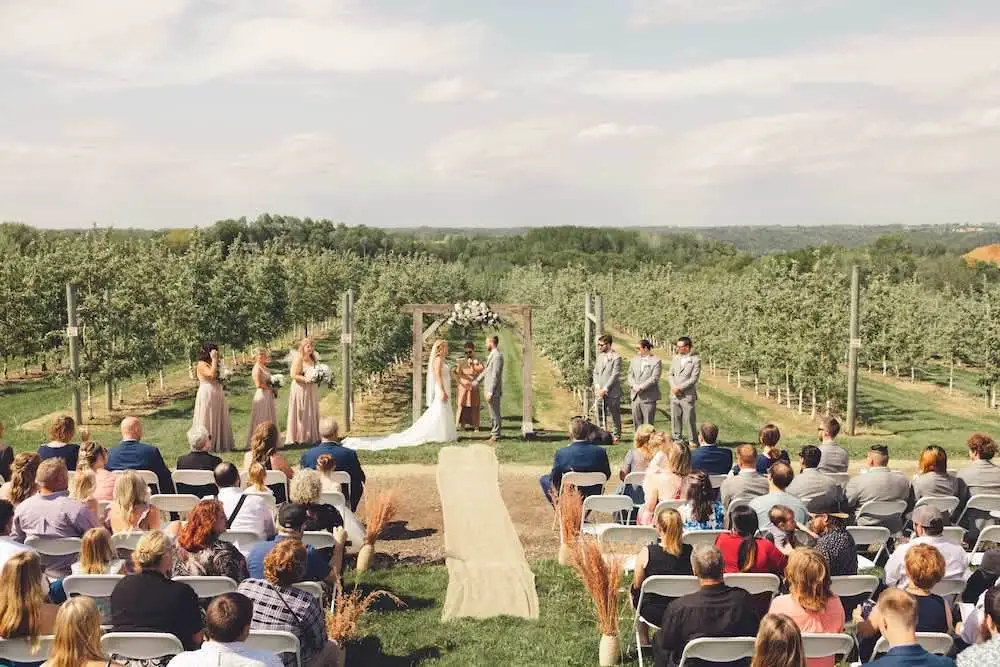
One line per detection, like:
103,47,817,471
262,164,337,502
2,0,1000,229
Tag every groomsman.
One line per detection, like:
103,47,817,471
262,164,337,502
628,339,662,428
592,334,622,442
668,336,701,443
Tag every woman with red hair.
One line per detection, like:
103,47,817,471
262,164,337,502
172,499,248,582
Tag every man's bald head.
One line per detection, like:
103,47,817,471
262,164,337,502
120,416,142,441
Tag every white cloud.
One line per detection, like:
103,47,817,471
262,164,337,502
576,123,661,140
414,77,499,104
630,0,781,26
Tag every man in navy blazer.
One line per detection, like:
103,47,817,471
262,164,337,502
106,416,175,494
300,417,365,511
690,423,733,476
539,417,611,504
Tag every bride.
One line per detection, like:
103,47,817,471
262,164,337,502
343,339,457,451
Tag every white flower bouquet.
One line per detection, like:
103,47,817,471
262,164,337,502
217,362,233,387
268,374,285,388
447,300,502,329
307,363,333,387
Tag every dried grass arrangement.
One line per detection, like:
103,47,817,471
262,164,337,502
554,485,583,565
326,587,405,667
357,490,398,572
571,537,622,666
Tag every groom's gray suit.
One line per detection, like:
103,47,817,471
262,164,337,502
668,352,701,443
475,347,504,439
628,354,662,428
593,351,623,438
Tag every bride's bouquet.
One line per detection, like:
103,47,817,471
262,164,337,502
307,364,333,387
447,300,502,329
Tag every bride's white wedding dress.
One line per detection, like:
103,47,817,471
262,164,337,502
343,361,457,451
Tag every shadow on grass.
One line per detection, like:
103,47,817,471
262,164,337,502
347,636,442,666
381,520,437,541
348,581,438,613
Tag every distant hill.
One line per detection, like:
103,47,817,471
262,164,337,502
965,243,1000,266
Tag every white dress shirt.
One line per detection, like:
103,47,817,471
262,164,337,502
884,534,971,588
217,486,275,540
166,640,283,667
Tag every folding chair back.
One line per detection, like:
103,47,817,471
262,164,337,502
682,530,724,549
872,633,952,656
723,573,780,597
931,578,967,598
677,637,756,667
62,574,125,598
150,493,200,515
830,575,879,599
115,469,160,491
173,575,238,599
246,630,303,667
111,532,145,552
957,494,1000,526
219,530,263,547
727,498,754,517
598,525,657,547
326,470,352,498
634,576,701,667
941,526,965,545
624,471,646,488
264,470,290,498
846,525,892,567
801,633,855,660
914,495,960,515
293,581,324,600
709,475,728,489
25,535,82,557
319,491,347,511
971,524,1000,558
653,499,686,515
171,469,217,489
857,499,908,523
101,632,185,660
582,495,633,534
561,471,608,493
0,636,55,661
302,531,337,550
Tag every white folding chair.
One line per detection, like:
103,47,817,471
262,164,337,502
827,473,851,488
150,493,200,516
931,578,967,598
624,471,646,488
97,499,112,518
653,499,686,515
246,630,302,667
302,531,337,550
801,633,855,661
971,524,1000,564
846,525,892,566
956,494,1000,527
830,575,880,600
114,469,160,492
941,526,965,545
676,637,756,667
293,581,324,600
319,490,348,511
62,574,125,598
173,575,238,599
913,495,960,515
634,576,701,667
709,475,728,489
561,471,608,494
25,535,82,557
101,632,185,660
726,498,754,517
873,632,952,656
171,469,217,489
219,530,263,547
264,470,290,499
111,532,145,552
0,636,55,662
325,470,352,500
857,500,908,534
598,525,657,571
723,573,780,598
682,530,724,549
581,495,633,534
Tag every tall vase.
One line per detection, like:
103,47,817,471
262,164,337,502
599,634,620,666
557,541,572,566
330,640,347,667
357,543,374,572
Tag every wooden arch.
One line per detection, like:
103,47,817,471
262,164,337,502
400,304,534,436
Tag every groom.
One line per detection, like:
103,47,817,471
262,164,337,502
473,335,504,442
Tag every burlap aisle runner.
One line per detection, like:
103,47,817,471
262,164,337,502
437,444,540,621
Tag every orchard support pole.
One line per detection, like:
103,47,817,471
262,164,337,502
411,309,423,424
341,289,353,432
846,265,861,436
520,306,535,437
66,284,83,425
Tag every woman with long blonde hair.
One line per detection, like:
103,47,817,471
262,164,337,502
343,338,457,450
242,422,293,502
0,452,40,506
630,508,693,643
41,597,122,667
285,337,321,445
769,548,844,667
0,551,60,646
77,440,115,501
751,613,807,667
71,528,123,623
108,470,160,533
638,436,688,525
69,468,101,521
247,347,278,448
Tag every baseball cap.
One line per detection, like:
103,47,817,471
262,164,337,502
277,503,308,530
911,506,945,531
980,548,1000,576
807,491,850,519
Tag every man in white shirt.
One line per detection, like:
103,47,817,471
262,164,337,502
885,506,970,588
168,593,282,667
215,463,276,540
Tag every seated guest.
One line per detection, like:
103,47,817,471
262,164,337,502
238,541,343,667
215,463,275,540
957,586,1000,666
247,504,345,585
964,549,1000,605
77,440,116,502
678,471,725,530
108,470,161,533
172,500,248,582
617,424,655,507
751,613,807,667
749,462,809,530
289,470,364,549
857,588,954,667
885,506,969,588
106,416,175,494
912,445,965,502
37,414,80,471
0,552,60,658
69,468,100,521
110,530,204,657
690,423,733,476
716,505,787,576
539,417,611,504
957,433,1000,542
166,593,282,667
769,548,845,667
0,499,36,575
0,421,12,483
720,445,769,510
243,423,295,504
245,463,276,499
639,438,690,525
11,459,100,578
754,423,790,475
807,491,857,577
652,544,761,667
174,425,221,498
787,445,846,505
766,505,806,554
816,417,848,473
300,417,366,511
42,597,125,667
71,527,125,622
0,452,40,507
846,444,912,535
631,508,693,644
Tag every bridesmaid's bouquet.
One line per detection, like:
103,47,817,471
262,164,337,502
268,374,285,398
307,364,333,387
218,362,233,387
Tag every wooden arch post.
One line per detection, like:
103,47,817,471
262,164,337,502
401,304,535,437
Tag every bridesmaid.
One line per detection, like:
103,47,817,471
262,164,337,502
247,347,277,448
192,342,235,452
285,338,320,445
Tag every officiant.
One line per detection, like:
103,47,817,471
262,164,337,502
455,341,485,430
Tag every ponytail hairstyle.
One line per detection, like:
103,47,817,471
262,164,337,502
69,469,95,503
759,424,781,459
76,440,106,472
9,452,41,505
316,454,336,473
730,505,760,573
655,508,684,557
247,462,268,492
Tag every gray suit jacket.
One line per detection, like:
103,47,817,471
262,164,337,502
668,353,701,400
957,461,1000,497
720,471,769,510
846,467,913,534
475,349,504,397
816,442,849,474
912,472,965,502
593,352,622,400
786,468,843,505
628,356,662,403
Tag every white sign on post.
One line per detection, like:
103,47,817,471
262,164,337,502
66,326,79,337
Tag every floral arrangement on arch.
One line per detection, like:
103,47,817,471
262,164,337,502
446,300,502,329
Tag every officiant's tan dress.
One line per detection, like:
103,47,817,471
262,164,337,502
455,357,485,429
286,361,320,445
247,362,277,447
193,362,234,453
